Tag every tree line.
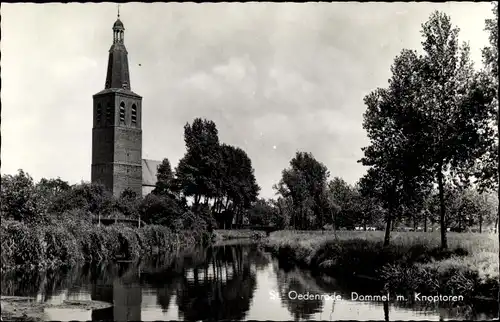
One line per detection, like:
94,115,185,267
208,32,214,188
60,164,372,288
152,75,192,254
249,6,499,249
0,118,260,232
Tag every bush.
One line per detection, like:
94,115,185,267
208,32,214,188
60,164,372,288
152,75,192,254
140,194,183,228
42,225,83,267
1,221,45,270
105,225,142,259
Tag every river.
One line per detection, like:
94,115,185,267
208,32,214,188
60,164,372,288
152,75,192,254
1,242,496,321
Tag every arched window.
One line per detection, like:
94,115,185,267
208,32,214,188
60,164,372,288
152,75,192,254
131,104,137,125
106,103,112,124
119,102,126,123
96,103,102,125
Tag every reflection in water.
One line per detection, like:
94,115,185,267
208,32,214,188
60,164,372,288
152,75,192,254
1,243,496,321
275,264,324,320
175,246,257,321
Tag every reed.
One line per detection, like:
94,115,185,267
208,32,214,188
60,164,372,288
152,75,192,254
0,219,208,272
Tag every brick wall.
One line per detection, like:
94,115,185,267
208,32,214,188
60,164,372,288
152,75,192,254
112,163,142,197
92,91,143,197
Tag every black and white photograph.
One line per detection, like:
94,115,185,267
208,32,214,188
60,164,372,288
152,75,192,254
1,2,499,321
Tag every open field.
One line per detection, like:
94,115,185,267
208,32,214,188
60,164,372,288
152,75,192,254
265,230,499,302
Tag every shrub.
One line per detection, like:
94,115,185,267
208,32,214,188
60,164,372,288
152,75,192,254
105,224,142,259
42,224,83,267
140,194,183,228
1,221,45,270
139,225,174,253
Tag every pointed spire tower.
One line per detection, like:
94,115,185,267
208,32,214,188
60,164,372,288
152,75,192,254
105,6,132,90
91,9,143,197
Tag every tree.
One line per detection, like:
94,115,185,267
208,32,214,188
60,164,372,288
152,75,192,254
275,152,329,230
247,198,276,226
175,118,220,205
213,144,260,228
116,188,141,220
359,47,430,245
327,177,356,230
415,11,495,248
35,177,71,214
153,158,177,197
174,118,259,227
49,182,115,217
1,170,41,222
271,196,293,229
477,2,499,236
353,181,386,230
481,4,499,313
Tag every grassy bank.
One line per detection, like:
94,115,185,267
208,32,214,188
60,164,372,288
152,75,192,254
266,231,499,303
0,219,212,272
213,229,267,242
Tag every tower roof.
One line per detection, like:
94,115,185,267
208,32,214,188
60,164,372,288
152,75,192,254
113,18,124,30
103,13,132,91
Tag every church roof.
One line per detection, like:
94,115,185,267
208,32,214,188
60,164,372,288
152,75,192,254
142,159,162,187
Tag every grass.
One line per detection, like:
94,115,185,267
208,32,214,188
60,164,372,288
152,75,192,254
0,219,212,272
213,229,267,242
266,230,499,303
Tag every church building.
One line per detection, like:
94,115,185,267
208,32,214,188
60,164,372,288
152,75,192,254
91,13,160,197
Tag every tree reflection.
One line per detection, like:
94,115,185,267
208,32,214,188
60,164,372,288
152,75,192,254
274,262,324,321
175,245,258,321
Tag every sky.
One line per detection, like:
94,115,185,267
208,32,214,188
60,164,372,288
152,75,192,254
1,2,495,199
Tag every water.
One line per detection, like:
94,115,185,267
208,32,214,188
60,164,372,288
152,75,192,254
1,242,496,321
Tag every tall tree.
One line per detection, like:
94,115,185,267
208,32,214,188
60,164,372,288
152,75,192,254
478,2,499,236
175,118,220,205
153,158,176,197
275,152,329,230
214,144,260,227
481,4,499,313
360,48,431,246
327,177,356,230
417,11,495,248
271,196,293,229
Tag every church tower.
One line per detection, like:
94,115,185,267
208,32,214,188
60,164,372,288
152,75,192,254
91,12,142,197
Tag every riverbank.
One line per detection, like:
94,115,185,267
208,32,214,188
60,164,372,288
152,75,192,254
213,229,266,242
265,231,499,303
0,219,211,272
0,296,112,321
